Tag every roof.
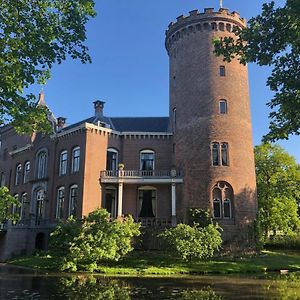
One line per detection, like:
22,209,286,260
110,117,170,132
62,116,170,133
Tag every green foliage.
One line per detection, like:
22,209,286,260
181,288,223,300
0,186,20,224
0,0,96,134
50,208,141,271
160,222,222,261
214,0,300,141
188,208,212,227
255,143,300,242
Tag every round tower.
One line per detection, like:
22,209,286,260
166,8,257,239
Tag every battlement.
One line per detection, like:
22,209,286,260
165,8,246,52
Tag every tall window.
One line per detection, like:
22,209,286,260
0,172,5,187
219,100,227,114
140,150,155,171
212,182,233,219
106,148,118,171
56,187,65,219
35,189,45,224
221,143,229,166
220,66,226,76
20,193,29,220
36,151,47,179
212,143,220,166
105,188,116,219
15,164,22,185
212,142,229,166
71,146,80,173
69,185,78,217
12,194,19,215
23,161,30,183
59,150,68,176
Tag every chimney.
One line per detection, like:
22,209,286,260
57,117,66,129
93,100,105,117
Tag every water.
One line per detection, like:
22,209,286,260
0,264,299,299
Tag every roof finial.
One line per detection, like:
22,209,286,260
219,0,223,8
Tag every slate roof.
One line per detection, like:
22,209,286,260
110,117,170,132
62,116,170,133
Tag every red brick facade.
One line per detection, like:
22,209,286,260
0,8,257,260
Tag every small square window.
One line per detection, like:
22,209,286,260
220,66,226,76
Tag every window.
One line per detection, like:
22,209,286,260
138,187,156,218
221,143,229,166
172,107,177,125
35,189,45,224
59,150,68,176
36,151,47,179
212,142,229,166
212,143,220,166
212,182,233,219
140,150,155,171
15,164,22,185
56,187,65,219
71,146,80,173
220,66,226,76
106,148,118,171
69,185,78,217
0,172,5,187
12,194,19,215
23,161,30,183
219,100,227,114
20,193,29,220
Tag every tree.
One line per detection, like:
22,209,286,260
50,208,141,272
254,143,300,240
214,0,300,141
0,0,96,134
0,186,20,224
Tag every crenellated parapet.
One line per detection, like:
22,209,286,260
165,8,246,53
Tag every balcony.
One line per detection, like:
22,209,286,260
100,169,183,184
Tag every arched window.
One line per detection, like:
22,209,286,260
36,150,47,179
138,186,156,218
212,143,220,166
56,186,65,219
221,143,229,166
140,150,155,171
15,164,22,185
213,188,222,218
71,146,80,173
212,182,233,219
23,161,30,183
59,150,68,176
106,148,118,171
35,188,45,224
219,99,227,114
69,184,78,217
20,193,29,220
0,172,5,187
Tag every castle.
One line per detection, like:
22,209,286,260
0,7,257,260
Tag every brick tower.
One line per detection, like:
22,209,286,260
166,8,257,239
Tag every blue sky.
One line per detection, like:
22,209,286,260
32,0,299,162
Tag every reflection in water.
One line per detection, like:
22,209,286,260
0,264,299,299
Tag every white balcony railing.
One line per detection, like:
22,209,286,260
100,169,181,179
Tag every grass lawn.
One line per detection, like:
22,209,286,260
8,249,300,275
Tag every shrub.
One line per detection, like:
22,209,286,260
50,208,141,271
160,222,222,261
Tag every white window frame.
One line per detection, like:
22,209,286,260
56,186,65,219
59,150,68,176
71,146,80,173
23,161,30,183
140,150,155,171
15,164,22,185
68,184,78,217
106,148,118,171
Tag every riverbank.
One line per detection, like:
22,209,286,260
9,250,300,275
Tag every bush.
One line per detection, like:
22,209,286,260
160,222,222,261
50,208,141,271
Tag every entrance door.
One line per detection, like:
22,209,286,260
139,189,156,218
105,189,116,218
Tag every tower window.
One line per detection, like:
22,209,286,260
221,143,229,166
212,182,233,219
220,66,226,76
219,100,227,114
212,143,220,166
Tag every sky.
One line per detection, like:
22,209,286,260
30,0,299,163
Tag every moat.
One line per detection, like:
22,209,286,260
0,264,299,299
